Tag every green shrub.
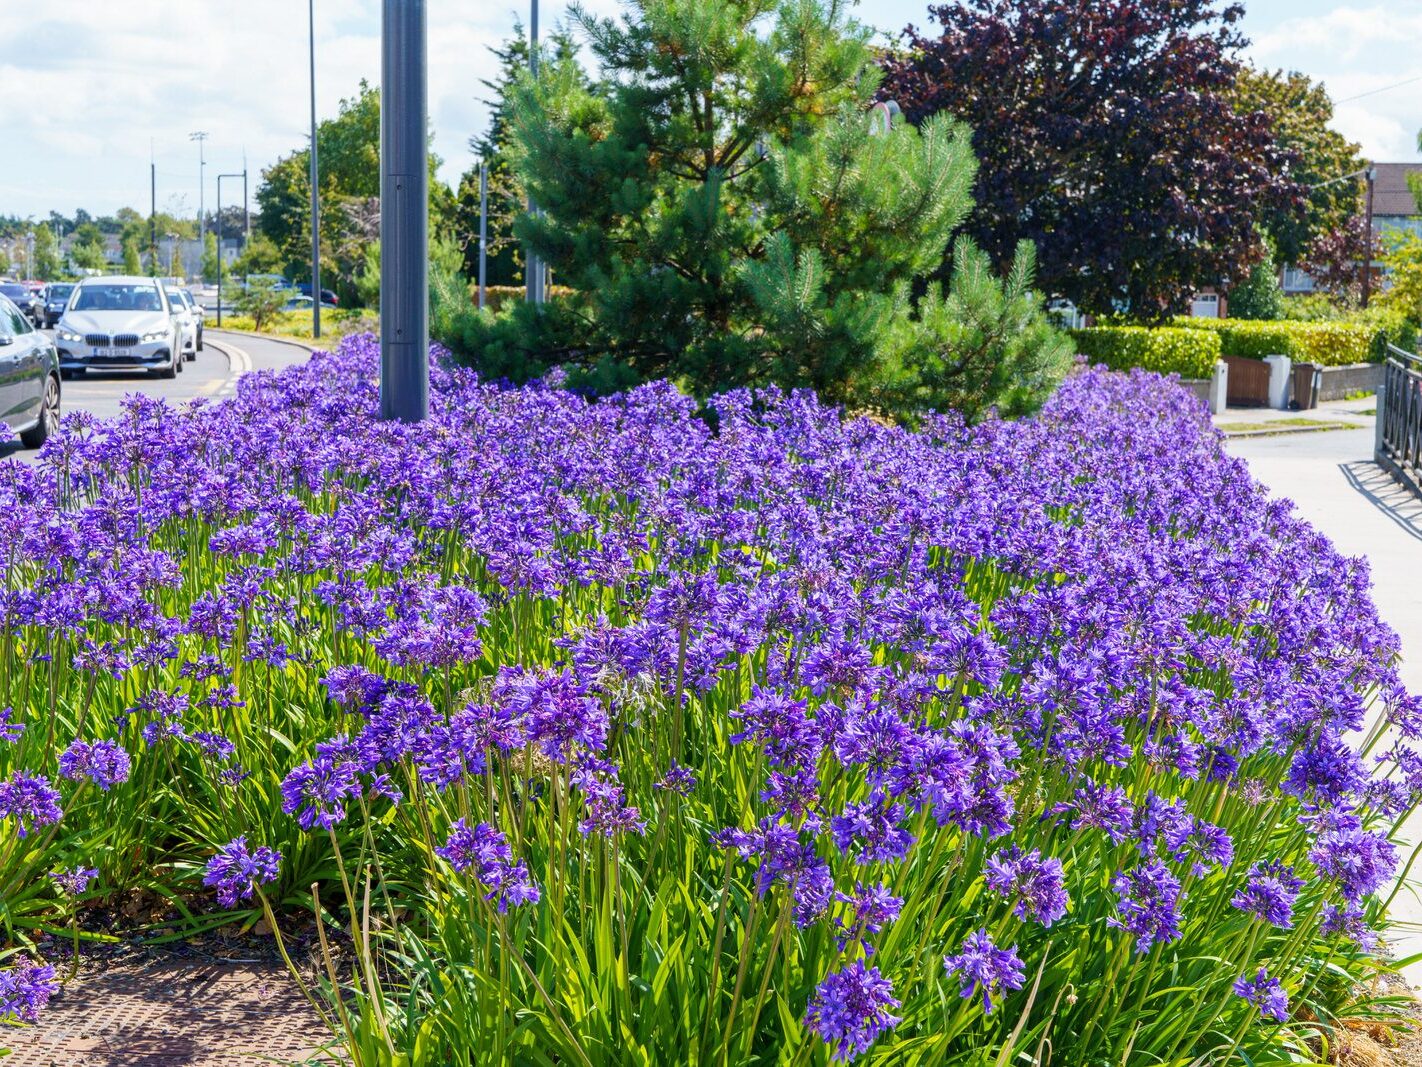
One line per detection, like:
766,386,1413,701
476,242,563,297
1070,326,1220,379
1175,317,1380,366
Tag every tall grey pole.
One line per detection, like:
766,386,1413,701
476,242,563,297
525,0,544,305
309,0,323,340
242,149,250,245
381,0,429,422
190,132,208,239
478,159,488,311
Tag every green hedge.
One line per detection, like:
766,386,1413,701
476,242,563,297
1070,326,1221,380
1172,317,1405,366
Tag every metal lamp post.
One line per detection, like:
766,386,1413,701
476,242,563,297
380,0,429,422
308,0,323,340
216,173,245,327
190,131,208,237
1362,166,1377,309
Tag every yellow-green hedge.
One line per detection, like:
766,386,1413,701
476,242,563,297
1070,327,1221,380
1173,318,1377,366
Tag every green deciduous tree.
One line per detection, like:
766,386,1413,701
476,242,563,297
201,232,220,284
121,236,142,275
233,281,288,332
1230,66,1364,265
461,0,1067,420
31,224,62,279
70,223,108,272
256,80,457,303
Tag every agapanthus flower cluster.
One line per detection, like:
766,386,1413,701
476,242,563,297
0,958,58,1024
1234,968,1289,1023
942,930,1025,1014
1,331,1418,1063
0,773,62,838
803,960,902,1062
58,739,132,791
436,820,541,911
202,836,282,908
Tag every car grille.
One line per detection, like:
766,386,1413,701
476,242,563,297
85,334,110,347
113,334,140,348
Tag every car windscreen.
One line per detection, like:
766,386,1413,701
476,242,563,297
164,290,188,308
70,284,165,312
0,284,27,299
48,286,74,300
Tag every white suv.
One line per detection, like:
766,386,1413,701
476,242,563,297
54,277,183,380
163,285,201,362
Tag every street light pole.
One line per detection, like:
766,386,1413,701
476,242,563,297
190,131,208,238
380,0,429,422
217,173,245,327
478,158,488,311
525,0,544,305
309,0,323,340
1362,166,1377,309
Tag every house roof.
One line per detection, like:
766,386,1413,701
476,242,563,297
1373,162,1422,218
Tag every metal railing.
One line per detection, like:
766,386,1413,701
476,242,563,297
1376,343,1422,496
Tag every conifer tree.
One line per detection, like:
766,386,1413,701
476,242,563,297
457,0,1069,420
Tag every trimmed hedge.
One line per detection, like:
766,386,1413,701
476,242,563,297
1172,317,1408,366
1070,326,1221,379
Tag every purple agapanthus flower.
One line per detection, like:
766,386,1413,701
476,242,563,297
1110,863,1183,953
50,866,99,897
984,845,1069,927
202,836,281,908
0,958,58,1023
1231,861,1304,928
0,773,63,838
834,883,903,953
0,707,24,744
654,764,697,796
437,820,541,912
1233,968,1289,1022
280,750,359,830
58,739,132,791
942,929,1025,1014
802,960,901,1062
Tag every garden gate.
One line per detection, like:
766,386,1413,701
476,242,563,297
1377,343,1422,496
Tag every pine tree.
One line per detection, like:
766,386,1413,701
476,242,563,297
455,24,581,287
462,0,1068,419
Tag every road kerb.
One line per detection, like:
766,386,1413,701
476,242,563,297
205,337,253,398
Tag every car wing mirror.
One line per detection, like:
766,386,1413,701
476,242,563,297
0,336,14,346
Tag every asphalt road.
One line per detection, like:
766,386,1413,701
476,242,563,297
1,327,313,461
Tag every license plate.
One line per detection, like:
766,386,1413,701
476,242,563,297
93,348,118,358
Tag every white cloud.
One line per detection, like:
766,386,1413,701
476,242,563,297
1245,2,1422,162
0,0,621,220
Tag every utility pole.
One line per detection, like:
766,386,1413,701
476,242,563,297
525,0,544,305
218,173,245,327
309,0,323,340
190,131,208,237
1362,165,1377,309
242,147,251,244
478,158,488,311
150,160,158,275
380,0,429,422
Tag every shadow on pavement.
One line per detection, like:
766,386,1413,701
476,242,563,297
1340,460,1422,544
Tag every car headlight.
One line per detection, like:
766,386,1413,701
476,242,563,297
57,327,82,342
141,328,169,343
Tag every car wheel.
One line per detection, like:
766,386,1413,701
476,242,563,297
20,374,60,449
197,328,204,351
155,350,178,380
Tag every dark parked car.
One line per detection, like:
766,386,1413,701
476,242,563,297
0,292,61,448
297,283,339,306
41,283,75,328
0,283,42,326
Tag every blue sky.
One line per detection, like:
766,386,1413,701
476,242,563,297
0,1,1417,222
